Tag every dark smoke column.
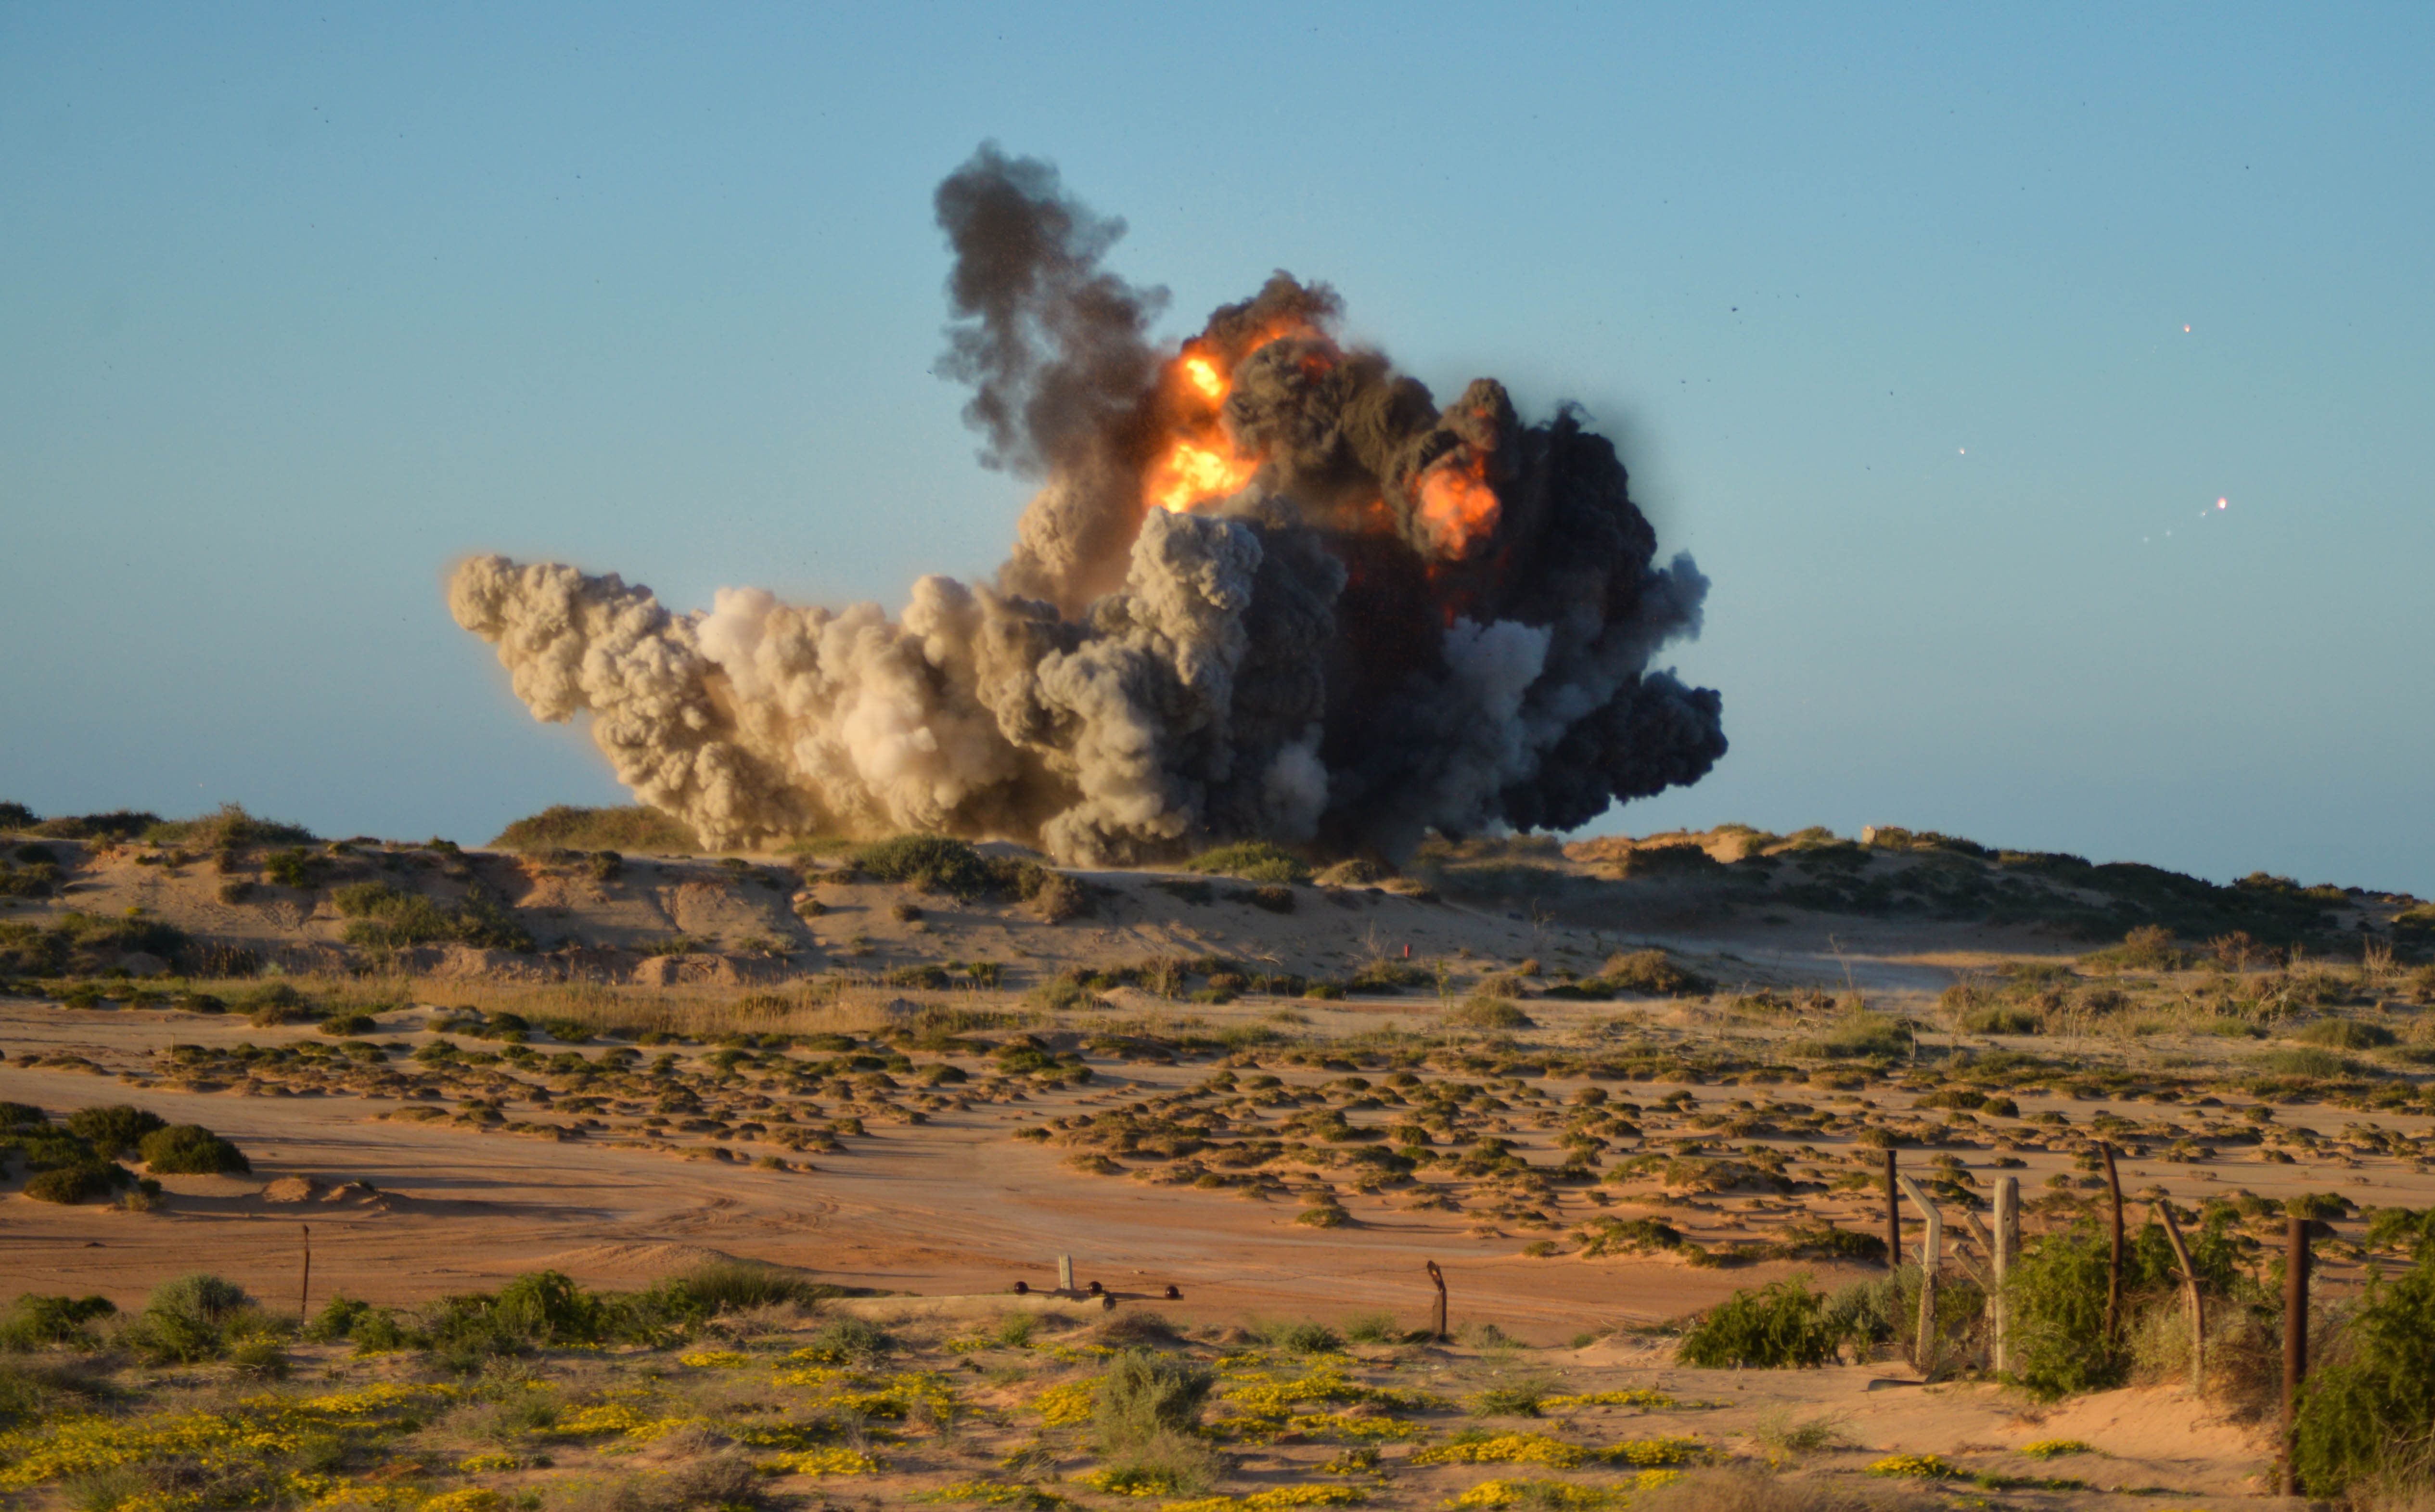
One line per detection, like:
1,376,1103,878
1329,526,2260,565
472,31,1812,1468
932,144,1727,860
447,146,1723,864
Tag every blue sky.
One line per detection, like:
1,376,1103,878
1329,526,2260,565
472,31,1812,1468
4,3,2429,894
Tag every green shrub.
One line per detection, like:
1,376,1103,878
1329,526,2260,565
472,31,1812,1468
1180,842,1311,885
2294,1018,2395,1050
2250,1047,2361,1079
797,1317,893,1364
131,1273,251,1363
22,1165,128,1204
2293,1250,2435,1498
0,1294,115,1349
1598,949,1714,998
1448,997,1534,1030
138,1124,250,1175
141,803,315,851
317,1012,376,1037
1246,884,1296,914
335,881,533,953
668,1259,824,1314
491,804,696,854
0,803,35,832
1961,1006,2044,1035
64,1105,166,1156
1794,1012,1912,1060
262,848,322,889
1677,1277,1847,1368
1095,1348,1215,1452
1253,1319,1343,1354
2004,1214,2241,1399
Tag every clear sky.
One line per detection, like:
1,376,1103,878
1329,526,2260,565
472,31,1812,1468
4,3,2429,894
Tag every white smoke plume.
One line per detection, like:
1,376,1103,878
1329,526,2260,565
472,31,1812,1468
451,144,1727,864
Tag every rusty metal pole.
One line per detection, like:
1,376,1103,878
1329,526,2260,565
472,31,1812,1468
1883,1149,1900,1271
1426,1260,1448,1342
2282,1215,2309,1497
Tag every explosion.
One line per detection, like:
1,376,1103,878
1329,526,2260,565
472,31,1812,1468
450,144,1727,864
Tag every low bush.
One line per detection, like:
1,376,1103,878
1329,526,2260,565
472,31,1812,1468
0,1294,115,1349
2005,1213,2242,1399
668,1259,825,1314
1253,1319,1344,1354
492,804,696,854
1180,842,1310,885
334,881,534,953
128,1273,254,1363
1678,1277,1846,1368
63,1105,166,1157
1448,997,1534,1030
141,803,315,851
138,1124,250,1175
1095,1347,1215,1452
2293,1226,2435,1499
23,1165,129,1204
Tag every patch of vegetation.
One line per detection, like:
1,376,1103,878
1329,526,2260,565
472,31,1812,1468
138,1123,251,1175
851,834,1059,904
2294,1218,2435,1499
27,810,160,843
0,911,189,977
141,803,316,851
333,881,535,953
1677,1277,1847,1368
492,804,698,853
2006,1212,2242,1399
1181,842,1311,885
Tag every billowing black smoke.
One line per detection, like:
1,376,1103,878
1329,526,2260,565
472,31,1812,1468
450,144,1725,864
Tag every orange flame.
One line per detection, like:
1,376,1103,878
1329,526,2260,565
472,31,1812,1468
1140,320,1332,514
1415,452,1501,558
1149,440,1261,512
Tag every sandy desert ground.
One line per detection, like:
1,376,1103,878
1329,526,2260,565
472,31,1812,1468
0,820,2430,1509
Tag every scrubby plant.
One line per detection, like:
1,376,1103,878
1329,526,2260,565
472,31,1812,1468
2292,1227,2435,1499
334,880,534,953
0,1294,115,1350
141,803,315,851
63,1105,166,1157
137,1123,251,1175
668,1258,825,1314
492,804,696,854
1181,841,1311,885
2004,1212,2242,1399
1449,997,1535,1030
1254,1319,1345,1354
22,1165,129,1204
128,1273,253,1363
1677,1276,1847,1368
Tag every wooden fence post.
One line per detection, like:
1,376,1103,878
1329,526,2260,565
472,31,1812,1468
1992,1176,2018,1375
1057,1254,1075,1294
2283,1215,2309,1497
1883,1150,1900,1271
1426,1260,1448,1342
2153,1201,2204,1396
1894,1171,1942,1376
299,1224,312,1324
